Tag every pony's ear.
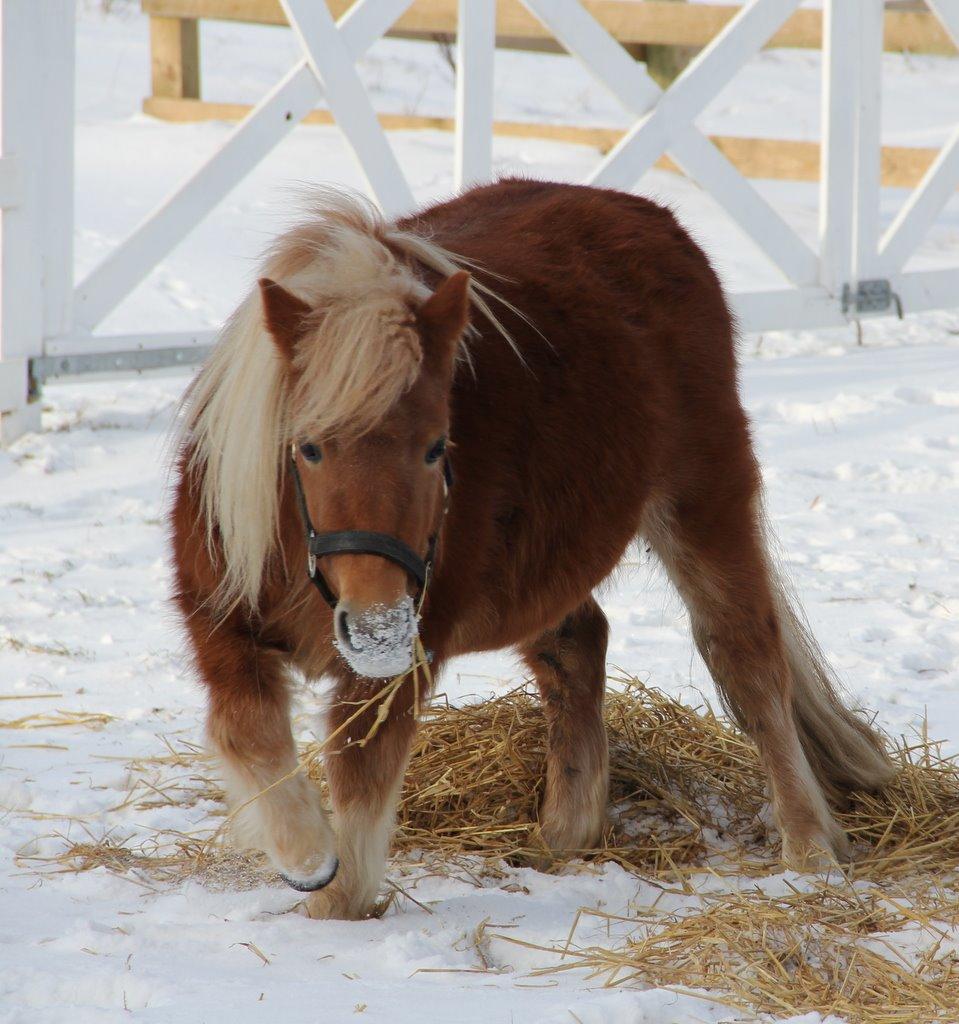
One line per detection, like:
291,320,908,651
418,271,471,349
258,278,312,362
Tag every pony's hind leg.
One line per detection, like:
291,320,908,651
520,598,610,858
184,605,337,890
643,499,851,869
304,665,421,920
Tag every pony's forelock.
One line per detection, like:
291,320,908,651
178,187,515,615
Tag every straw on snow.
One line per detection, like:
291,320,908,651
18,678,959,1023
500,888,959,1024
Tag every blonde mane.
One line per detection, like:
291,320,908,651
178,187,516,614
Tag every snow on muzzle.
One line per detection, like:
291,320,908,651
333,597,418,678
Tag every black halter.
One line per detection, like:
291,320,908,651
288,443,452,610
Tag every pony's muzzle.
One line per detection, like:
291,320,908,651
280,853,339,892
333,598,418,678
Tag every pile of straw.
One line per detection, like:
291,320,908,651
21,679,959,1022
388,682,767,872
383,681,959,882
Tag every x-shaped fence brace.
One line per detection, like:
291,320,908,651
67,0,959,346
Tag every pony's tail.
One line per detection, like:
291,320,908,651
772,577,897,803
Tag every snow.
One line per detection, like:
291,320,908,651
334,598,419,679
2,4,959,1022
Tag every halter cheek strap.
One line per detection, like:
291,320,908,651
288,444,451,610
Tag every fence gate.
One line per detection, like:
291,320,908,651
1,0,958,442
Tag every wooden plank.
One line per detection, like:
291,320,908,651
141,0,801,44
889,4,957,53
143,96,953,191
149,15,200,99
143,0,289,24
141,0,959,54
335,0,418,56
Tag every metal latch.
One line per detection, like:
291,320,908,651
841,279,903,319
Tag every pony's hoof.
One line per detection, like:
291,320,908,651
303,884,372,921
279,856,339,892
516,850,558,873
782,826,852,873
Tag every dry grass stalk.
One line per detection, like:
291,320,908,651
0,634,88,659
0,709,115,730
18,678,959,1022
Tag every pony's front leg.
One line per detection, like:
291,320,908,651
188,609,338,890
521,598,610,859
305,667,421,920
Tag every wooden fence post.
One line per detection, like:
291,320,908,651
150,16,201,100
644,0,697,87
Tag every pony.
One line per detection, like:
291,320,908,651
170,180,894,919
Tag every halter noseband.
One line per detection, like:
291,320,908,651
288,443,452,610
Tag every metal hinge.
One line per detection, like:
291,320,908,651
841,279,903,319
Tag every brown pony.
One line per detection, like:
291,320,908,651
170,180,894,919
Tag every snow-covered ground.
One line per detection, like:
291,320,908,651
2,4,959,1022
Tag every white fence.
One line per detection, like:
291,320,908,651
1,0,958,442
0,1,73,440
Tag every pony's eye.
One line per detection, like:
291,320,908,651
299,441,322,464
425,437,447,464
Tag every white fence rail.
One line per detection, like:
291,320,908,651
1,0,958,442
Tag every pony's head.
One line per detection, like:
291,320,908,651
260,269,470,678
183,190,516,678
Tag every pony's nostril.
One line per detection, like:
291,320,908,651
332,599,418,679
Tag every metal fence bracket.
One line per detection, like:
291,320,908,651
842,279,904,318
